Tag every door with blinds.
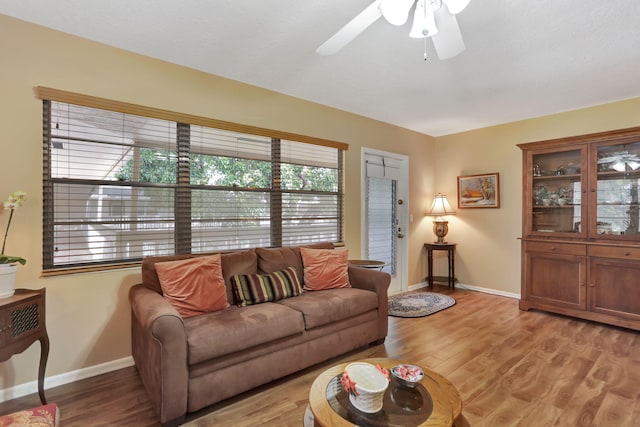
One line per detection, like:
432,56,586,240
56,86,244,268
362,149,408,294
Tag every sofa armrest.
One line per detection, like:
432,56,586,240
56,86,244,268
348,266,390,341
129,284,188,426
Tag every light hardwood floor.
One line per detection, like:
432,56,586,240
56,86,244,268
1,286,638,426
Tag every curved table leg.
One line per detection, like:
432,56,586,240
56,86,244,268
37,335,50,405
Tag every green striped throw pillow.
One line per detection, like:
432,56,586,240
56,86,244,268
231,267,302,307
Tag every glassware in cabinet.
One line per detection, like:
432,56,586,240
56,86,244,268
530,149,584,235
593,140,640,238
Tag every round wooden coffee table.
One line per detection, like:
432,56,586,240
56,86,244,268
308,358,462,426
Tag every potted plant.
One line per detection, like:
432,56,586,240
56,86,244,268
0,190,27,298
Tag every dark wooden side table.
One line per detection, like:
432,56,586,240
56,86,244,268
0,288,49,404
424,243,457,289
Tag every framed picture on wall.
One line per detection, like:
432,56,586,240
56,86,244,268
457,173,500,208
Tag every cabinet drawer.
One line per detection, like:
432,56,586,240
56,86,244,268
525,241,586,256
589,245,640,260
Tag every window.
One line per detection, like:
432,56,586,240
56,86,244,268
40,88,346,272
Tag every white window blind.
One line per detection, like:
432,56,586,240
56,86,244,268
366,177,397,275
42,97,345,272
365,153,402,180
281,140,341,245
189,126,272,251
365,153,399,275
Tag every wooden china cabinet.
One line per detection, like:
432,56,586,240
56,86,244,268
519,126,640,331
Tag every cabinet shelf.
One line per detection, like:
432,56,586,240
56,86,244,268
533,230,580,234
597,202,640,207
597,170,640,179
533,205,578,209
533,173,581,180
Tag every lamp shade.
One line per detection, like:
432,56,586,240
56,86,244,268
427,193,456,217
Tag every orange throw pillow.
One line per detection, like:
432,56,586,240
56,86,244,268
155,254,229,318
300,247,351,291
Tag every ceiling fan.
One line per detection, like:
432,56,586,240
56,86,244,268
317,0,471,60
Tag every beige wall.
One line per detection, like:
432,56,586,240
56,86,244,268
0,15,435,390
436,98,640,295
2,13,640,393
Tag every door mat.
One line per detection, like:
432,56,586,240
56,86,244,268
388,292,456,318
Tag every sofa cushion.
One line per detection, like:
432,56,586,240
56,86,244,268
184,303,305,364
141,248,257,299
142,253,197,294
300,247,351,290
155,254,229,318
231,267,303,307
276,288,378,330
255,242,335,278
220,249,258,289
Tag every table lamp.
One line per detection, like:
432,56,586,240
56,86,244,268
427,193,456,243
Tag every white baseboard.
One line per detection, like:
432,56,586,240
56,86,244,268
455,283,521,299
407,282,429,292
0,356,134,403
408,281,521,300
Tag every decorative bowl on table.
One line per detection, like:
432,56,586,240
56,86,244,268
391,364,424,388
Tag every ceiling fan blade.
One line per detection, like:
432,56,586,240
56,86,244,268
316,1,383,55
380,0,415,26
431,6,466,60
442,0,471,15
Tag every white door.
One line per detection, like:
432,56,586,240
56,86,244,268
361,148,409,295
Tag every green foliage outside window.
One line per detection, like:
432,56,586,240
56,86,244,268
115,148,177,184
115,148,337,192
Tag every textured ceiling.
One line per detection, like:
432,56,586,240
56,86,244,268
2,0,640,136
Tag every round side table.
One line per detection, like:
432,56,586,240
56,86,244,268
348,260,386,271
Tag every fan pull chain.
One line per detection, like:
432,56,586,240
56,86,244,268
423,37,428,61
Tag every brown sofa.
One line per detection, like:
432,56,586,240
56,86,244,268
129,243,390,426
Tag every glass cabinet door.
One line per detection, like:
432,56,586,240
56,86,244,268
529,148,585,235
593,140,640,239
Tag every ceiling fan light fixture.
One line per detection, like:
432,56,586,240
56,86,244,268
316,0,471,60
409,0,438,38
442,0,471,15
380,0,415,26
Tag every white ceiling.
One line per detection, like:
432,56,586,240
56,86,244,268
2,0,640,136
